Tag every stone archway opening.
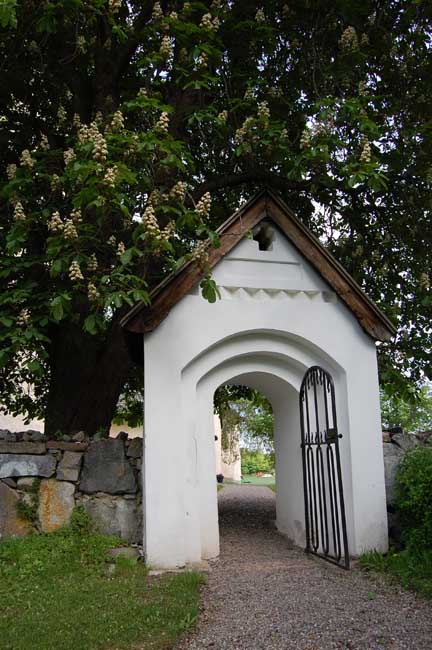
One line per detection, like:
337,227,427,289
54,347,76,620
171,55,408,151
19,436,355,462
207,368,306,556
214,383,275,490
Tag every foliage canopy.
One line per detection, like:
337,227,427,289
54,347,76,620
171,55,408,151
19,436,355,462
0,1,431,432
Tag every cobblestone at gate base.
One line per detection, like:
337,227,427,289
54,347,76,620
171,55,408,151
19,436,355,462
177,485,432,650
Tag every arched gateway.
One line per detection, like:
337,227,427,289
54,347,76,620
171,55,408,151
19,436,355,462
121,190,396,569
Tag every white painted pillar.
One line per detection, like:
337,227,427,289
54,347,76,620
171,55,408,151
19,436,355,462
344,350,388,555
142,337,188,568
274,388,305,546
196,388,220,560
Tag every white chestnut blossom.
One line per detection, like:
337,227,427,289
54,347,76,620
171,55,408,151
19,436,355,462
88,253,98,272
78,122,108,162
104,166,118,188
360,33,370,47
197,52,208,69
108,0,122,12
108,235,117,246
155,112,170,133
257,100,270,122
64,219,78,240
142,205,160,236
20,149,35,169
192,241,209,266
64,148,76,166
40,134,50,150
217,110,228,123
339,26,358,52
152,2,163,20
110,110,125,131
255,9,265,22
159,221,176,242
13,202,26,221
420,272,430,290
87,282,100,301
235,116,254,143
69,260,83,281
170,181,187,202
76,35,87,53
17,309,30,326
360,140,372,164
50,174,60,191
57,105,66,124
200,13,213,29
71,208,82,223
148,189,161,206
358,80,367,96
7,163,17,180
117,241,126,256
160,35,173,59
196,192,212,218
300,127,312,150
48,210,63,233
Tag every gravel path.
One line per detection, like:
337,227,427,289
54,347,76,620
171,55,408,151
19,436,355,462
177,485,432,650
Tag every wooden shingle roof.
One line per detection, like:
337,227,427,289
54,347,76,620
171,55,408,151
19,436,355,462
121,190,396,341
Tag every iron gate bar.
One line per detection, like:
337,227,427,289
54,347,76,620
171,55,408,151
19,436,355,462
299,366,350,569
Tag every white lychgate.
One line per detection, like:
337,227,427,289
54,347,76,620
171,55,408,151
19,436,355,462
122,191,395,569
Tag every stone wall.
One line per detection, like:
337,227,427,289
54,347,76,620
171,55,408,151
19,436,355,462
1,426,429,546
0,429,142,543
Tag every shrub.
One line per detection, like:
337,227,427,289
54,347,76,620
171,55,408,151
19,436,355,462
395,445,432,550
241,449,274,475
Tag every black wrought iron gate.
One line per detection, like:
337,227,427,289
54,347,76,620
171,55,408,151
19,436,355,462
299,366,350,569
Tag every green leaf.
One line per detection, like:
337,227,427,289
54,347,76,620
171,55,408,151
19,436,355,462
200,276,220,304
0,0,17,28
120,249,134,265
27,360,44,376
83,315,97,335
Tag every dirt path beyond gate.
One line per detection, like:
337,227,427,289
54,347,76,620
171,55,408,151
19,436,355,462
177,485,432,650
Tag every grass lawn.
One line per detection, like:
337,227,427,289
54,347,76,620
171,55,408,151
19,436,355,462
360,548,432,600
241,474,275,487
0,513,204,650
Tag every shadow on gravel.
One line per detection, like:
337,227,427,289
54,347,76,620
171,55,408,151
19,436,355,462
217,485,279,534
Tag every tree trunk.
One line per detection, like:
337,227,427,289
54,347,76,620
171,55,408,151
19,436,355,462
44,320,132,437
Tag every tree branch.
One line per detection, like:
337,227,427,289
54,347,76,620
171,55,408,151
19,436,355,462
193,171,310,200
114,6,153,85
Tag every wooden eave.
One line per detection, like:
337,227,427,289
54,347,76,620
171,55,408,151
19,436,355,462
121,190,396,342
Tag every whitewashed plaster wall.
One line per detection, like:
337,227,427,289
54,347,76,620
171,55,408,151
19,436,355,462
0,412,142,439
0,412,44,432
142,227,388,568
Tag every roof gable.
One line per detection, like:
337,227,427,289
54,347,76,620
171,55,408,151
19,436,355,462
121,190,396,341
